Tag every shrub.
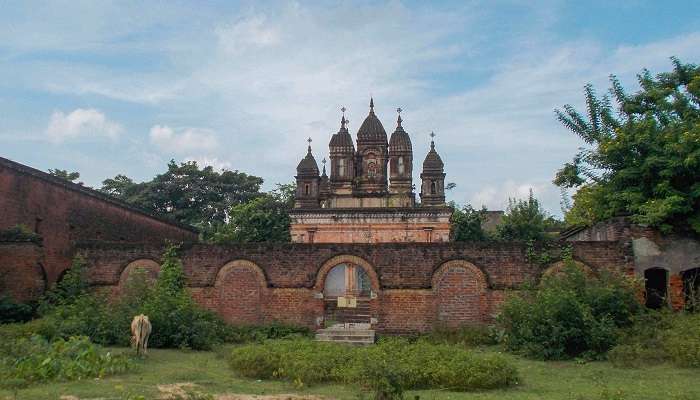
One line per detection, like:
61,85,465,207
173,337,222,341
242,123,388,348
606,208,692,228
424,324,496,346
497,261,642,360
664,313,700,368
0,296,36,323
223,323,313,343
0,335,130,385
0,225,41,242
37,246,231,350
227,338,518,393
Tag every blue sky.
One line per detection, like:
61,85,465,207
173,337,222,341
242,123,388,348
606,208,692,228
1,1,699,216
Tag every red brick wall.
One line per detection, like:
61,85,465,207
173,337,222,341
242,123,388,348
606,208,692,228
0,157,197,288
0,242,46,302
76,241,630,333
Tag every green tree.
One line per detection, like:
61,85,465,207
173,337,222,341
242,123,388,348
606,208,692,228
211,183,293,243
496,190,551,242
100,160,264,228
451,204,490,241
48,169,80,183
555,58,700,234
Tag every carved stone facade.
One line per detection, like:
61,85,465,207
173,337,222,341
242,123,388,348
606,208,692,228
292,99,451,243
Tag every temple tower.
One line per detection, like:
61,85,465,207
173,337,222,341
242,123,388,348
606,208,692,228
420,133,446,206
294,139,321,209
388,108,414,207
354,98,389,196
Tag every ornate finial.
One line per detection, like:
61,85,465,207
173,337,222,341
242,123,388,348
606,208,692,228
397,107,402,114
307,137,312,153
322,157,327,165
396,107,403,127
429,131,436,149
322,158,327,175
369,97,374,112
340,114,347,130
341,106,346,116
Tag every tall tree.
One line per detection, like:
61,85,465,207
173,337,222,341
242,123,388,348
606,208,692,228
555,58,700,234
496,190,551,242
450,203,490,242
210,183,294,243
100,160,264,228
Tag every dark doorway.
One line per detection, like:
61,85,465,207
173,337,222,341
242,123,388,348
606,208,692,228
645,268,668,309
682,268,700,312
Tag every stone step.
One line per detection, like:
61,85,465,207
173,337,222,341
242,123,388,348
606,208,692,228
315,337,375,345
315,327,376,345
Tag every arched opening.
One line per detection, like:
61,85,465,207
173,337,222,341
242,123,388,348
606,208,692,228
323,263,372,326
682,268,700,312
305,184,310,196
339,158,346,177
645,268,668,309
398,156,404,175
430,180,437,194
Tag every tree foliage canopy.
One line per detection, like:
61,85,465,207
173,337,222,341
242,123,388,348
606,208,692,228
555,58,700,234
450,204,489,242
48,169,80,183
100,160,264,228
497,191,556,242
211,183,294,243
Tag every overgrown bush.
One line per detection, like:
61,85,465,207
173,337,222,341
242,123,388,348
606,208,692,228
227,337,518,394
37,246,231,350
223,323,313,343
0,225,41,242
607,311,700,369
0,335,130,385
497,260,642,360
663,313,700,368
423,324,496,346
0,296,36,323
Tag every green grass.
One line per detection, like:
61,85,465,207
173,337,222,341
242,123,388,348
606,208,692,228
1,346,698,400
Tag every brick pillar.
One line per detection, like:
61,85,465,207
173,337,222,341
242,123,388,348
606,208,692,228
669,273,685,311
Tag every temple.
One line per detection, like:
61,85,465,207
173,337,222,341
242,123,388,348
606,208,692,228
290,99,452,243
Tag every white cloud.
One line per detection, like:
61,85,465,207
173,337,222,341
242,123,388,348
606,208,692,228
46,108,122,143
149,125,218,154
184,156,232,171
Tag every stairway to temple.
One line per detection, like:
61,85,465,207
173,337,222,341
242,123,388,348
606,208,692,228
315,323,375,345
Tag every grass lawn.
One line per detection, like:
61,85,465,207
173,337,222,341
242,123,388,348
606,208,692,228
2,346,698,400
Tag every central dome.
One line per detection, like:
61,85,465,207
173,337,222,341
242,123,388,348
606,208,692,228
357,98,387,143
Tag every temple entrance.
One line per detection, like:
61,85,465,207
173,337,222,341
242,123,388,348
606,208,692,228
323,263,372,326
645,268,668,309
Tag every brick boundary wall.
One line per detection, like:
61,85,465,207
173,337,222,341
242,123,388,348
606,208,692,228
76,241,631,333
0,156,198,285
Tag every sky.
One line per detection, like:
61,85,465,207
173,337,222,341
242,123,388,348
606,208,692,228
1,0,699,217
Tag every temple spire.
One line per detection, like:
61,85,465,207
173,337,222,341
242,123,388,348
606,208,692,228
429,131,435,149
340,106,347,130
307,137,313,153
397,107,403,127
369,97,374,114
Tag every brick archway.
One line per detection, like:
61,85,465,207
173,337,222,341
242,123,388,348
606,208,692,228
214,260,267,324
432,260,488,326
118,259,160,289
315,255,379,327
315,255,380,293
543,260,593,278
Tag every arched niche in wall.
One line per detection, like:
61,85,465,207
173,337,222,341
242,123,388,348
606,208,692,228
118,259,160,290
432,260,488,327
214,260,267,324
542,260,594,279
